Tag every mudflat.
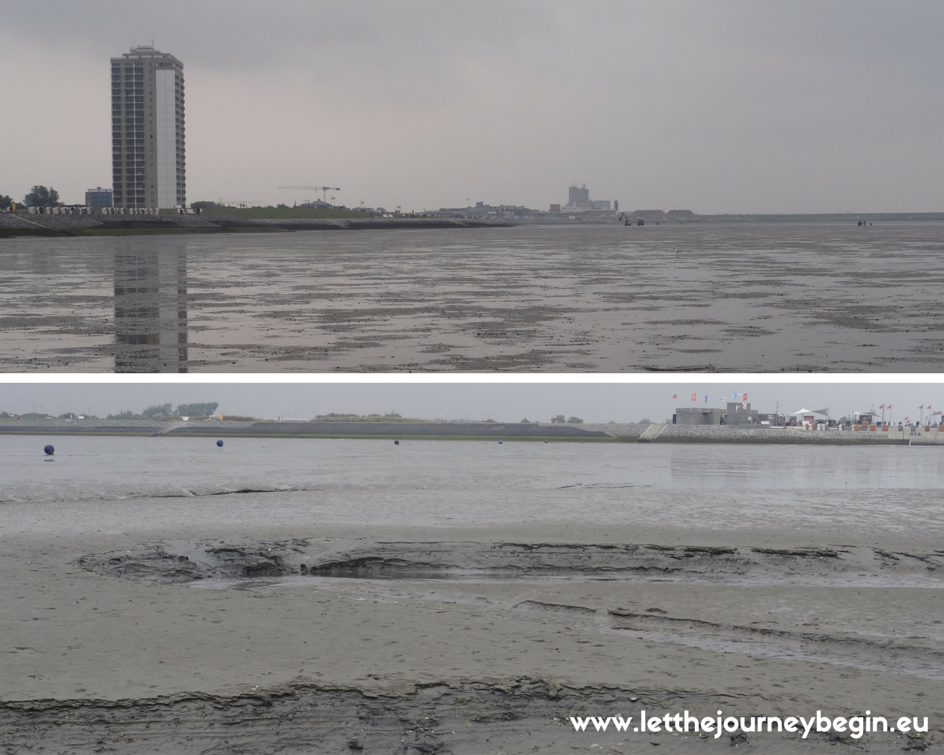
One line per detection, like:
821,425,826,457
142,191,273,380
2,512,942,752
4,438,942,753
2,223,943,372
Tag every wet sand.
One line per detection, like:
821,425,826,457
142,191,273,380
2,501,942,753
2,223,944,372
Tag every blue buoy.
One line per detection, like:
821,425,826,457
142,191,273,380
44,444,54,456
216,440,224,448
498,440,503,444
545,440,549,444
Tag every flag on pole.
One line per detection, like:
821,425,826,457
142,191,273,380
705,395,708,405
742,393,748,402
920,405,924,410
691,393,697,402
880,404,885,410
673,394,677,399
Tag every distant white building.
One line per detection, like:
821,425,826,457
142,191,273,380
565,184,613,212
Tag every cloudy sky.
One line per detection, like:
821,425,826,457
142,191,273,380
2,0,942,213
1,382,939,423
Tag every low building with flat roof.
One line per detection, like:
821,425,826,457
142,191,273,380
725,402,760,425
675,407,725,425
85,187,113,209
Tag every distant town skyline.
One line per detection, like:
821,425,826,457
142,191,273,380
2,383,941,425
1,1,942,214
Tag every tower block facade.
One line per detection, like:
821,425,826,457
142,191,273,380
111,47,186,210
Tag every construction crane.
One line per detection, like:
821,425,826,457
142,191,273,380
278,186,341,205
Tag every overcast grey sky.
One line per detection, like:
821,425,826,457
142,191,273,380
2,383,940,423
2,0,942,213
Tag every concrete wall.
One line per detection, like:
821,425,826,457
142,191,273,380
654,424,911,444
675,408,725,425
725,402,760,425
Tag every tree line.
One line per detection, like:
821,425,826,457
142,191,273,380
1,185,62,210
0,403,220,421
107,402,220,420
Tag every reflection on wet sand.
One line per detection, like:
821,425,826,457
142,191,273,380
114,245,188,372
3,223,944,371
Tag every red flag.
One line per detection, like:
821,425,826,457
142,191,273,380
691,393,697,402
888,404,892,409
920,405,924,410
673,394,677,399
879,404,885,409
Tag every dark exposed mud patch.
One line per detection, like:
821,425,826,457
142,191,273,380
0,677,928,754
79,541,309,584
514,600,598,615
608,609,944,682
0,678,862,755
79,540,944,589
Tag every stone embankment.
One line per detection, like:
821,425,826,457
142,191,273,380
0,212,511,238
546,422,940,444
637,424,936,444
0,418,257,435
538,422,648,440
0,419,606,440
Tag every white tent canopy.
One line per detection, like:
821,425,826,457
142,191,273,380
790,408,830,418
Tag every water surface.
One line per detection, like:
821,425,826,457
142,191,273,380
3,436,941,541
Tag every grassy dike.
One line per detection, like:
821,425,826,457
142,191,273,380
166,433,619,442
0,420,616,442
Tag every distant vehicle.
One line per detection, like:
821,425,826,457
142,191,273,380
617,213,646,227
